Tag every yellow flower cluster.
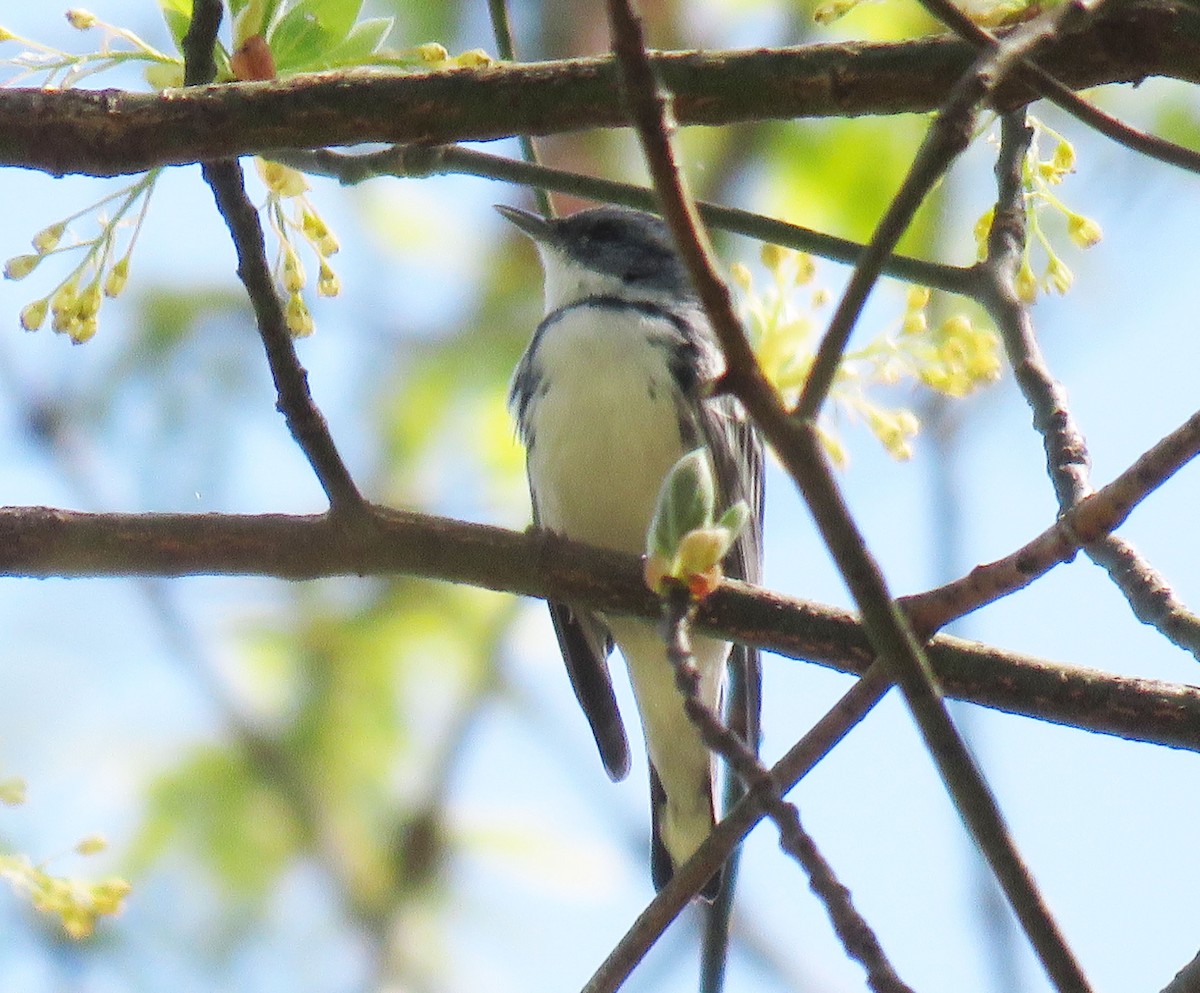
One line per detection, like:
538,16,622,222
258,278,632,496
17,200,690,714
974,117,1102,303
3,171,157,342
733,243,819,401
0,854,130,939
735,247,1002,464
410,42,493,68
912,314,1002,398
1,778,131,939
0,8,176,90
257,160,341,337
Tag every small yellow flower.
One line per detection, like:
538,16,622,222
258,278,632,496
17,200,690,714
906,285,931,311
941,314,972,339
317,259,340,297
74,835,108,856
0,777,27,805
285,293,313,337
256,159,309,198
1052,140,1076,174
317,231,339,256
729,262,752,291
1066,213,1102,249
300,209,328,241
69,317,98,344
62,910,95,940
792,252,815,286
1046,256,1072,295
77,281,102,319
5,254,41,280
815,424,848,467
973,207,995,260
65,9,98,29
51,280,79,325
90,878,131,915
282,247,305,293
104,257,130,297
1015,260,1038,303
20,299,49,331
32,222,66,253
760,242,790,274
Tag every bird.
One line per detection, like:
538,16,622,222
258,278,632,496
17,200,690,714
499,202,763,898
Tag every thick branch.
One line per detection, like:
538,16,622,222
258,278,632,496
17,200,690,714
2,505,1199,753
0,0,1196,177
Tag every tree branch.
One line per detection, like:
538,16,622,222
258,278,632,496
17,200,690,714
914,0,1200,174
608,0,1094,985
662,589,914,993
0,0,1196,177
2,504,1199,752
584,669,892,993
977,111,1200,660
201,160,365,513
798,1,1087,417
901,404,1200,636
276,144,975,294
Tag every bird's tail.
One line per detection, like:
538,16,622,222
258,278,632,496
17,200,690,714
649,764,722,900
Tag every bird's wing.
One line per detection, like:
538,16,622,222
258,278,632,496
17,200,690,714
532,494,632,782
697,391,764,751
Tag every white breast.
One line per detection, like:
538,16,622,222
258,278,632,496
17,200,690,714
525,304,688,556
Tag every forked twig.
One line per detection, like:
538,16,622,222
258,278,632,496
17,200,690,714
606,0,1094,989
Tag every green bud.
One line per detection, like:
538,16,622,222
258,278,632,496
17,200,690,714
647,449,715,561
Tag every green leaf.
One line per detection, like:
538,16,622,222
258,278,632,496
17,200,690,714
648,449,716,560
314,16,394,68
158,0,193,48
715,500,750,540
268,0,364,72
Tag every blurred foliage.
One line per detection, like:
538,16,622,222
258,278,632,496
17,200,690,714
1,781,130,940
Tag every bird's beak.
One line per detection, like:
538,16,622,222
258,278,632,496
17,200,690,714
495,204,555,244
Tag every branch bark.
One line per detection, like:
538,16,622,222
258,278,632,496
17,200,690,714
2,504,1199,752
1,0,1196,177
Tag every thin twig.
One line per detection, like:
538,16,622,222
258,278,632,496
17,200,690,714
902,405,1200,637
181,0,221,87
914,0,1200,176
182,0,363,514
795,0,1087,419
273,144,974,294
605,1,1093,989
583,667,892,993
662,587,915,993
200,161,366,514
977,111,1200,659
485,0,554,218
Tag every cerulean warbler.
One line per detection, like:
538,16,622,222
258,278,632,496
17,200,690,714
499,203,763,898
